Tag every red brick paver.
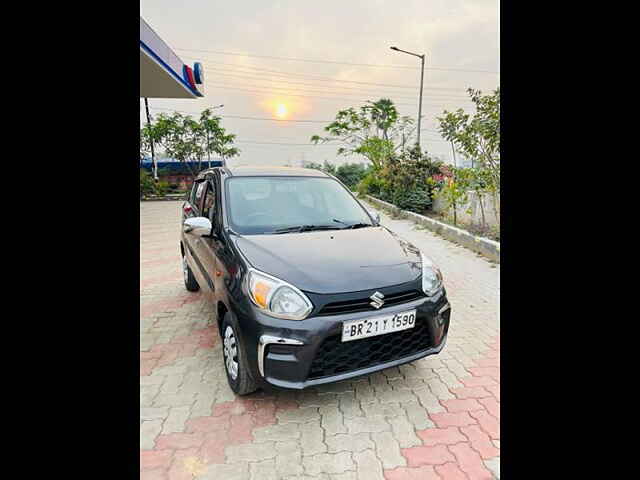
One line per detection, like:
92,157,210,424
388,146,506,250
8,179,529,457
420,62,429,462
416,427,467,446
452,386,493,399
430,411,478,428
435,462,469,480
403,444,456,466
448,443,494,479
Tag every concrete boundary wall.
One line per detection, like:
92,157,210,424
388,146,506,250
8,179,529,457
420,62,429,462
433,190,500,228
365,195,500,263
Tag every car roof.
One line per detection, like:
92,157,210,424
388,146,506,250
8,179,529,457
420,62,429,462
196,165,331,179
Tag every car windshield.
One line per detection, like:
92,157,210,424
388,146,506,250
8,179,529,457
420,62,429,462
225,176,373,235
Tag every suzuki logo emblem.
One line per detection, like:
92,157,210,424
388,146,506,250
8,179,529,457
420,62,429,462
370,291,385,309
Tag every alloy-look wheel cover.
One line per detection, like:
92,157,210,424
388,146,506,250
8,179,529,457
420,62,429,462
182,255,189,284
223,325,239,380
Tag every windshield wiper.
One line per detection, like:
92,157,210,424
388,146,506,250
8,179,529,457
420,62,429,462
271,225,342,234
345,222,372,229
333,219,372,230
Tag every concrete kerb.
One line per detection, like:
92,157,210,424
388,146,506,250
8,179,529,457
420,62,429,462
141,194,186,202
365,195,500,263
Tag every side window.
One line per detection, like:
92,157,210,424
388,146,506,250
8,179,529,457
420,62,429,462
202,181,216,220
188,182,197,204
193,181,205,209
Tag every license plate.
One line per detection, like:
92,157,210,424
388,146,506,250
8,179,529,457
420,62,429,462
341,309,417,342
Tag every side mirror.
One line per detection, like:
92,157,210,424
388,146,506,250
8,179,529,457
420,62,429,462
183,217,212,236
369,210,381,225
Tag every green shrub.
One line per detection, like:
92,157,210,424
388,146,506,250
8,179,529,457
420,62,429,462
357,171,385,196
335,163,369,188
140,169,171,197
392,187,432,213
155,181,170,197
140,169,155,196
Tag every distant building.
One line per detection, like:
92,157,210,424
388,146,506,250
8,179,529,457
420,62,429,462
140,158,223,189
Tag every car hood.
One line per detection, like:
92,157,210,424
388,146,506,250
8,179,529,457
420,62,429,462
233,226,422,294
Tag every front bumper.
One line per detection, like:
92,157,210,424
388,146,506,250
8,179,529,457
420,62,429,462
236,285,451,390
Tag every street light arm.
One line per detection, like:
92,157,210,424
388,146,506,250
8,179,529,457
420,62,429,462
389,46,424,59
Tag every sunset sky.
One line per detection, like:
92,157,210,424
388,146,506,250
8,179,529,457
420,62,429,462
140,0,500,167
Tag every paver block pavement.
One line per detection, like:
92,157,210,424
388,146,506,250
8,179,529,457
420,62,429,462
139,201,500,479
326,433,373,453
353,449,384,480
302,452,355,476
371,431,406,468
140,420,163,450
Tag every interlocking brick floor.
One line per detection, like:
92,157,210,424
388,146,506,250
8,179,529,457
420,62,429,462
140,200,500,479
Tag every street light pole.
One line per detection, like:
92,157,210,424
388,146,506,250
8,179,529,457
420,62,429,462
144,97,157,181
390,46,426,151
418,54,425,148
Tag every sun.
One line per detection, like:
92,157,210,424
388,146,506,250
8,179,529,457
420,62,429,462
275,103,288,118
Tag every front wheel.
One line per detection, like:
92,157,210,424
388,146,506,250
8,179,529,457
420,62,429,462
221,313,258,396
182,253,200,292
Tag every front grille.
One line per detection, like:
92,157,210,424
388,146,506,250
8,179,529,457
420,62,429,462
317,290,424,316
307,317,431,379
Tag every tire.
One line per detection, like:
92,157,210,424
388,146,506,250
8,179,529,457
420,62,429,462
221,313,258,396
182,252,200,292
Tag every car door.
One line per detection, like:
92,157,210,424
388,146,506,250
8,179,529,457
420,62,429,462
193,175,221,294
182,178,212,291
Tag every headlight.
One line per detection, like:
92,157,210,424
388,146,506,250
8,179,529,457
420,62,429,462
420,252,443,295
247,269,313,320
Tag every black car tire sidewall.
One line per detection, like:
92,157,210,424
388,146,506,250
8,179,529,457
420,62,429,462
221,312,257,396
183,253,200,292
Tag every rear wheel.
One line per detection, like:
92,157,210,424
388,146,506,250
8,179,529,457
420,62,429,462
221,313,258,396
182,253,200,292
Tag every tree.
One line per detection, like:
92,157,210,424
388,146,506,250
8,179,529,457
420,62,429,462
322,160,336,175
140,110,240,180
462,167,493,228
437,88,500,188
143,112,201,178
432,167,472,226
200,109,239,164
311,98,416,170
140,125,152,161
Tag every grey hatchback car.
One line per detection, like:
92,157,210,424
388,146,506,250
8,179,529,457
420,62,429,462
180,165,451,395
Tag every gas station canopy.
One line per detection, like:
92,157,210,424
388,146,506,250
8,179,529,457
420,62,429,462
140,17,204,99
